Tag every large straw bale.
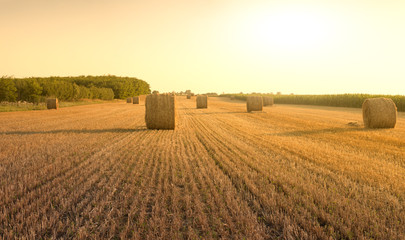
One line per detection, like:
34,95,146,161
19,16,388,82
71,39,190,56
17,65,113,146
187,95,191,99
127,97,133,103
247,96,263,112
133,96,140,104
145,94,176,130
46,98,59,110
362,97,397,128
196,95,208,108
263,96,274,106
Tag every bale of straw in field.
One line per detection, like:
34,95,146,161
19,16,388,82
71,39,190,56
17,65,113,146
139,95,147,102
145,94,176,130
127,97,133,103
46,98,59,110
187,95,191,99
247,96,263,112
133,96,140,104
196,95,208,108
362,97,397,128
263,96,274,106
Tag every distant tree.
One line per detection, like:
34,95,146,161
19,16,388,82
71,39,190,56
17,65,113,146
42,80,72,101
14,78,43,103
0,77,17,101
7,75,150,101
26,79,43,103
78,85,92,99
204,92,218,97
72,83,81,100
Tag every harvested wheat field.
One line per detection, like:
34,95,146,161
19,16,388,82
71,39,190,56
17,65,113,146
0,97,404,239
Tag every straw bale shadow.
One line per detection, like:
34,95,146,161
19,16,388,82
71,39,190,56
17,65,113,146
1,128,148,135
268,127,377,137
189,111,245,115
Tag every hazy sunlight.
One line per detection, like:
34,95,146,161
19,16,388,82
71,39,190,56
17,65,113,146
234,5,339,57
1,0,404,94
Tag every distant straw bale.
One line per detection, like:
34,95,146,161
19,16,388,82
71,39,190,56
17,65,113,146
196,95,208,109
145,94,176,130
247,96,263,112
133,96,140,104
187,95,191,99
263,97,274,106
139,95,147,102
362,98,397,128
46,98,59,110
127,97,133,103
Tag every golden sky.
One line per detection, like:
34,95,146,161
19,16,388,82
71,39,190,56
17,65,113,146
1,0,405,94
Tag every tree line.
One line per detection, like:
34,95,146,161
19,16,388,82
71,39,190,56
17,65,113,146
220,93,405,112
0,75,151,103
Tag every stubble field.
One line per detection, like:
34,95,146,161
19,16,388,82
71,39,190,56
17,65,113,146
0,97,404,239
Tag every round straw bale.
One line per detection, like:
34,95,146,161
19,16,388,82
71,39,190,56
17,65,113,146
362,97,397,128
46,98,59,110
263,96,274,106
127,97,133,103
196,95,208,108
139,95,147,101
133,96,140,104
247,96,263,112
145,94,176,130
187,95,191,99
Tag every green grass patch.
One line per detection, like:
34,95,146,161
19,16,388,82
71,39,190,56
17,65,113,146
0,100,116,112
0,104,47,112
58,100,110,108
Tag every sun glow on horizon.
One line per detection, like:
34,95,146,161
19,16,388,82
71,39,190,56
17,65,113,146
234,5,341,56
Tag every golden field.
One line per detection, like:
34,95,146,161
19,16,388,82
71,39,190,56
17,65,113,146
0,97,404,239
